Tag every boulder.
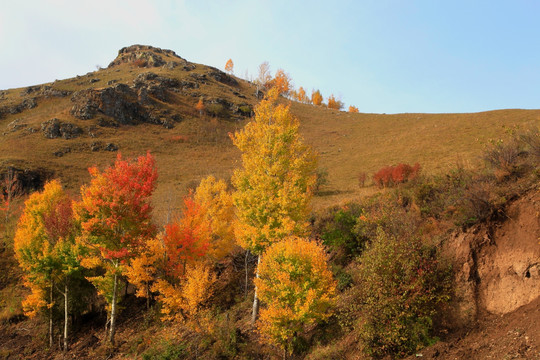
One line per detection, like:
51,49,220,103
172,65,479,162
207,68,238,86
41,118,83,139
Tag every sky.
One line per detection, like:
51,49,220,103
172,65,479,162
1,0,539,114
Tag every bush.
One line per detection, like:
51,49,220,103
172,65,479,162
373,163,420,187
482,138,522,181
316,203,367,259
356,229,452,358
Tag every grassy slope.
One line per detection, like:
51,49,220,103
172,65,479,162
1,52,539,217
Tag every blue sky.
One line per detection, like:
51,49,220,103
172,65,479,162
1,0,539,113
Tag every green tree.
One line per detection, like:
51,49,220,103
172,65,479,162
357,228,452,358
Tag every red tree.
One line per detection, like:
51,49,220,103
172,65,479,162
74,152,158,345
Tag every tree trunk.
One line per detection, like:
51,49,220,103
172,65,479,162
244,250,249,299
146,282,150,310
109,271,118,345
251,255,261,325
63,281,68,351
49,280,54,349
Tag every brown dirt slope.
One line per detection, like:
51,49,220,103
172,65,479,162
404,189,540,360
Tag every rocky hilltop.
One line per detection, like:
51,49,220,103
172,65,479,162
0,45,257,194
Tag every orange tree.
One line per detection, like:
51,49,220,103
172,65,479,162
225,58,234,74
268,69,291,96
255,237,336,357
130,175,234,322
231,88,317,323
74,152,157,345
327,94,344,110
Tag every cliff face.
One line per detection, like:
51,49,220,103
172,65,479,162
444,189,540,328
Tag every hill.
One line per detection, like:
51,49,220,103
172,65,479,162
1,45,539,216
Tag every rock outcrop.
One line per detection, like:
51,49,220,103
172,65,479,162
70,84,149,124
108,44,187,69
41,118,83,139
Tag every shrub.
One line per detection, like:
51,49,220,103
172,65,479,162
133,59,148,68
519,126,540,160
373,163,421,187
482,138,522,181
316,203,367,259
356,229,452,358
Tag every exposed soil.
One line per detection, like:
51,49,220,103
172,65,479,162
406,296,540,360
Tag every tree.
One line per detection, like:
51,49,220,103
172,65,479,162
327,94,344,110
150,193,217,323
14,180,80,350
311,89,323,106
192,175,236,260
268,69,291,96
2,168,21,223
297,87,307,103
231,88,317,323
74,152,157,345
225,58,234,74
256,237,336,357
255,61,272,97
348,105,359,113
195,98,205,117
127,176,234,321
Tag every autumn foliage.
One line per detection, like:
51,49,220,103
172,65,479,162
74,152,157,344
14,179,80,348
327,94,344,110
231,89,317,255
268,69,291,96
348,105,359,113
195,98,205,116
311,89,323,106
256,237,336,355
225,58,234,74
373,163,421,187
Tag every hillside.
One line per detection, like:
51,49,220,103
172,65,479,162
0,45,539,360
1,45,539,216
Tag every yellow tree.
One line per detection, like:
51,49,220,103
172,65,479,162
256,237,336,357
14,180,80,350
225,58,234,74
192,175,236,260
327,94,344,110
348,105,359,113
231,88,317,323
311,89,323,106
